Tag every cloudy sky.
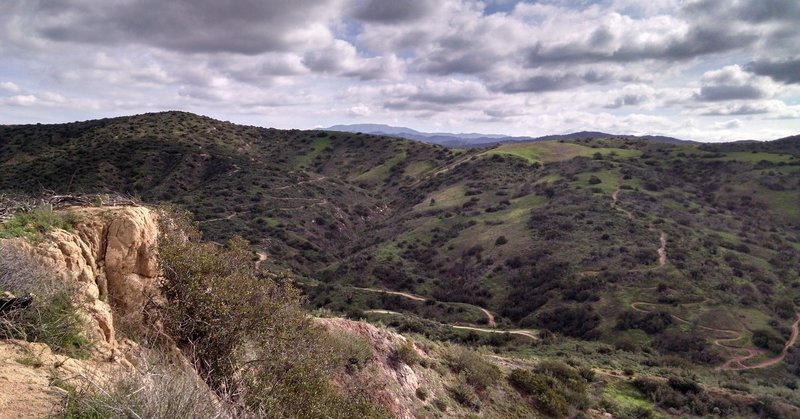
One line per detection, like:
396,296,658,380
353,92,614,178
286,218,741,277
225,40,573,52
1,0,799,141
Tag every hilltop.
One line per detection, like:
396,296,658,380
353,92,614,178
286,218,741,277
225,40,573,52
2,112,800,417
327,124,694,147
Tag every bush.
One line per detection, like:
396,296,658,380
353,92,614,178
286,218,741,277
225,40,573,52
0,243,91,358
392,339,420,367
61,349,228,418
156,207,387,418
450,380,481,411
445,347,501,390
508,369,569,417
752,328,785,354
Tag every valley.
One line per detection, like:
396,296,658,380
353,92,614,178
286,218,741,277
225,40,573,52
2,111,800,417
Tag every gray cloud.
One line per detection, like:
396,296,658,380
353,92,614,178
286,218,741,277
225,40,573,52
525,26,756,67
352,0,437,23
605,94,647,109
417,51,499,75
686,0,800,23
694,85,766,102
34,0,337,54
746,58,800,84
495,70,614,94
700,103,772,116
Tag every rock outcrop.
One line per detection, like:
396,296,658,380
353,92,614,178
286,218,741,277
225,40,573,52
10,206,161,353
0,206,168,418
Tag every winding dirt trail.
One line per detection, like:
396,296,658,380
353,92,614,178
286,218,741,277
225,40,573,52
357,287,500,330
631,301,800,371
353,287,426,302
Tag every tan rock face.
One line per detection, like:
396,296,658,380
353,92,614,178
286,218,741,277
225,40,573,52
8,206,161,352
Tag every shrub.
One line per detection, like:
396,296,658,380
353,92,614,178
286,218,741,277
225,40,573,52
415,387,429,400
508,369,569,417
156,206,387,418
752,328,785,353
392,339,420,367
445,347,501,391
450,380,481,411
329,332,373,373
61,349,229,418
0,243,91,359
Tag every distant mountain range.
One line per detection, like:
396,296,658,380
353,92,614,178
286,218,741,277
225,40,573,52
326,123,696,147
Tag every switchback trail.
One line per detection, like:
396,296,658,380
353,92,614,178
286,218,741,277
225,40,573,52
631,301,800,371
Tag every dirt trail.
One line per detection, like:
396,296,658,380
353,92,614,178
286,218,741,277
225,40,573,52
268,175,327,191
358,288,499,329
735,313,800,370
657,231,667,267
255,251,267,270
479,307,497,327
199,212,238,223
451,325,537,341
611,176,622,206
364,310,535,341
353,287,426,302
631,301,800,371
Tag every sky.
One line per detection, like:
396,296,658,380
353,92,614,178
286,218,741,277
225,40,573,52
1,0,799,142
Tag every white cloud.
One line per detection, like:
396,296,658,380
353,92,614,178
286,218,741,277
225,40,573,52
0,0,797,140
0,81,21,93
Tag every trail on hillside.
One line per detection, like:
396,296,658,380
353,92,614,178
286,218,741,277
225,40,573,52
363,310,535,341
357,287,508,334
631,301,800,371
268,175,327,191
353,287,426,301
255,251,267,270
610,175,800,371
611,176,622,206
451,325,537,341
199,212,238,223
657,231,667,267
479,307,497,327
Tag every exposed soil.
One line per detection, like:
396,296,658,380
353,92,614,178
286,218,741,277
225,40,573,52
255,251,267,270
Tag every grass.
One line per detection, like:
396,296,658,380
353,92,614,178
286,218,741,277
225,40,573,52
296,136,331,167
354,150,408,182
482,141,642,163
0,205,80,239
603,380,654,411
404,160,434,178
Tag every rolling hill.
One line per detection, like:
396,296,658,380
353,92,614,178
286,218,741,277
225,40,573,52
2,111,800,416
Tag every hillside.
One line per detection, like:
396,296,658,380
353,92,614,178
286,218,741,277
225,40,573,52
2,112,800,417
327,124,694,147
